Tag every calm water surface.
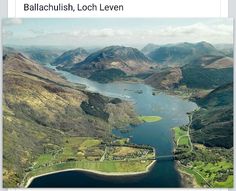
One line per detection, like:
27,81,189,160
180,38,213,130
29,65,197,187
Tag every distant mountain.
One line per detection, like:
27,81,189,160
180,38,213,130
3,53,64,82
3,53,139,187
214,44,233,58
214,44,233,50
145,67,182,89
70,46,154,82
18,47,64,65
141,43,160,55
52,48,89,70
148,41,224,66
191,83,233,148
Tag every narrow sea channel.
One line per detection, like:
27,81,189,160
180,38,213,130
29,65,197,187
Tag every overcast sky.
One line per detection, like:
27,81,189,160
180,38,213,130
3,18,233,48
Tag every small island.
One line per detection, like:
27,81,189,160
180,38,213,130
138,115,162,123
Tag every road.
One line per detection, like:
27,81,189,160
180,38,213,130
186,114,193,152
178,113,212,188
175,114,193,152
100,146,107,162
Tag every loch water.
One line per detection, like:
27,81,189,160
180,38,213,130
29,66,197,187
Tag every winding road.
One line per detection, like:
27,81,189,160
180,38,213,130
178,113,212,188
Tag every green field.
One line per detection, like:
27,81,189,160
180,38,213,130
178,136,189,146
32,137,104,168
192,161,233,188
173,127,190,147
138,116,162,122
29,160,151,177
179,165,206,186
22,136,155,187
173,127,186,140
112,138,129,145
23,159,152,186
179,160,233,188
214,175,233,188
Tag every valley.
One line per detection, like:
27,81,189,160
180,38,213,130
3,41,233,188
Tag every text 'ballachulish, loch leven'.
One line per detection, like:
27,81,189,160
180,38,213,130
24,3,124,12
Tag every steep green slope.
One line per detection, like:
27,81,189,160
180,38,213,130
145,55,233,90
191,83,233,148
181,55,233,89
3,53,140,187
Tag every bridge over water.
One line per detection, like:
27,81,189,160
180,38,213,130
148,155,175,162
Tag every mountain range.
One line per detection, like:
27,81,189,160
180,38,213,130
3,46,64,65
2,40,233,187
67,46,155,82
146,41,226,66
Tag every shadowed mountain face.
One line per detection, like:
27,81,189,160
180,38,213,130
180,55,233,89
147,42,224,66
145,54,233,90
52,48,89,70
69,46,154,82
3,53,139,187
191,83,233,149
145,67,182,90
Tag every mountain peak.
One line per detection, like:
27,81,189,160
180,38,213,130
52,47,89,70
69,45,154,82
195,41,216,49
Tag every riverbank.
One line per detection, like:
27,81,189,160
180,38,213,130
25,160,156,188
176,162,199,188
172,113,199,188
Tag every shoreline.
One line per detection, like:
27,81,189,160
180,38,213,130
25,160,156,188
171,114,199,188
22,68,192,188
175,162,198,188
